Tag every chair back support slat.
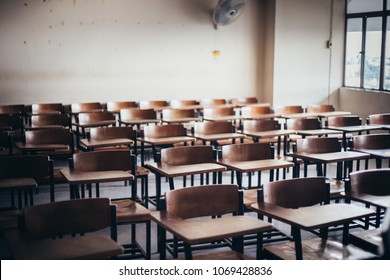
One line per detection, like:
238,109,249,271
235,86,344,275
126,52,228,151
241,105,271,117
350,169,390,196
286,118,321,130
327,115,361,127
353,134,390,150
30,114,70,127
230,97,258,106
71,102,102,113
77,112,115,124
161,146,214,165
307,104,335,113
120,108,157,121
162,109,196,119
194,121,233,135
139,100,168,109
25,128,72,146
73,150,132,172
368,113,390,125
0,105,25,115
170,100,198,108
0,115,22,130
31,103,63,114
144,124,186,138
0,155,50,181
165,184,239,219
242,119,280,133
89,126,135,141
296,137,341,153
200,99,227,107
106,101,137,112
263,177,328,208
203,107,235,118
222,143,273,162
275,105,303,115
23,198,112,239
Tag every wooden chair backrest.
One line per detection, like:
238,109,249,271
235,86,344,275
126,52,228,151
31,103,63,114
0,104,25,115
242,119,280,133
286,117,321,130
296,137,341,153
350,169,390,196
77,111,115,124
161,145,214,165
73,150,133,172
262,177,329,208
222,142,273,162
21,198,112,239
143,124,186,138
162,109,196,119
89,126,135,141
353,134,390,150
194,121,234,135
106,101,137,112
0,155,50,181
241,105,271,117
230,97,258,106
30,114,70,127
170,100,198,108
275,105,303,114
71,102,102,113
199,98,227,107
0,114,22,130
327,115,361,127
120,108,157,121
165,184,239,219
369,113,390,125
25,128,73,146
139,100,168,109
307,104,335,113
203,107,235,118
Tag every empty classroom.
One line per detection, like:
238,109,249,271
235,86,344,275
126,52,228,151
1,1,390,277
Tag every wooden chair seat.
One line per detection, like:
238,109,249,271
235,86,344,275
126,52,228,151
136,166,150,177
4,229,123,260
112,199,151,224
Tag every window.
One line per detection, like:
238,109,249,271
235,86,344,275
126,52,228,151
344,0,390,91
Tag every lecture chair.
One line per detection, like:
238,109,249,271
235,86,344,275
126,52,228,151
4,198,123,260
151,184,273,260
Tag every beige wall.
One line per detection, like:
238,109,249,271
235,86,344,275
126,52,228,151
0,0,264,105
272,0,345,109
339,87,390,122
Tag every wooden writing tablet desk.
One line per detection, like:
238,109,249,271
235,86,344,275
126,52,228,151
250,202,375,260
146,162,226,208
80,138,134,151
60,169,134,199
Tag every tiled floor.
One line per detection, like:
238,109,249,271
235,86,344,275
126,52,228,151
0,153,385,260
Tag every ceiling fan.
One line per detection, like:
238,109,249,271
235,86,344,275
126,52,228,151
212,0,246,29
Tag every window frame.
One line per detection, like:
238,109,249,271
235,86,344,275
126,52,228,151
344,0,390,91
